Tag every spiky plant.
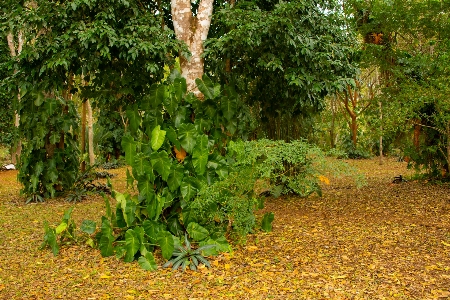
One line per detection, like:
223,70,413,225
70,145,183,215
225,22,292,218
163,234,215,271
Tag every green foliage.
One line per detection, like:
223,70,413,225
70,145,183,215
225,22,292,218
18,95,80,199
205,0,358,139
261,212,275,232
90,74,252,270
162,234,214,271
40,207,77,256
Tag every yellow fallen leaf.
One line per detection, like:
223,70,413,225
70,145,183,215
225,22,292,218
441,241,450,247
100,274,112,279
127,290,136,294
82,275,90,280
224,264,230,270
331,274,348,279
247,246,258,251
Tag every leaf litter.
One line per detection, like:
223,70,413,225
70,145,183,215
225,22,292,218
0,158,449,299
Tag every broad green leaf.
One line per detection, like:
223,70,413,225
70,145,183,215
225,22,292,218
138,177,155,196
199,236,230,256
55,222,67,234
180,177,198,201
133,153,152,177
165,127,180,149
138,252,158,271
99,217,114,257
80,220,96,235
167,164,184,192
143,220,165,243
187,222,209,242
173,77,186,102
121,134,137,165
147,193,165,220
173,106,187,128
261,212,275,232
124,229,141,262
62,207,74,222
163,94,178,116
44,99,58,115
167,217,184,237
221,97,237,121
141,84,161,109
194,118,212,133
150,151,171,181
151,125,166,151
195,75,216,99
126,106,141,134
34,92,44,106
192,147,208,175
203,100,217,118
41,221,59,256
157,231,174,260
126,169,134,189
178,123,197,153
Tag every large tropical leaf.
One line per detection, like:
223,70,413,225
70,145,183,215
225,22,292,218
192,147,208,175
177,123,197,153
80,220,96,235
121,134,137,165
99,217,114,257
157,231,174,260
180,177,199,201
150,151,171,181
138,252,158,271
124,229,141,262
143,220,165,244
167,164,185,192
187,222,209,242
133,153,152,177
151,125,166,151
126,106,141,134
220,96,237,121
141,84,161,109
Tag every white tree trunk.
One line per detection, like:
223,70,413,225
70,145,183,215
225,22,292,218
87,100,95,166
7,31,24,165
171,0,214,97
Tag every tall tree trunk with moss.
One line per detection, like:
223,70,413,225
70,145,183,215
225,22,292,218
81,101,87,172
171,0,214,97
6,31,24,165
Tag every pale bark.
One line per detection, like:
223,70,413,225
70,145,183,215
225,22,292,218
81,101,87,172
379,101,383,165
87,100,95,166
7,31,24,165
171,0,214,96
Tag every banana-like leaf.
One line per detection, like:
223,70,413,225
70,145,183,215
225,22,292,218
133,153,152,177
261,212,275,232
220,97,237,121
143,219,165,243
192,147,208,175
180,177,198,201
99,217,114,257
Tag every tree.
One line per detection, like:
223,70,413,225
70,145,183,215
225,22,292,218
171,0,214,96
205,0,358,141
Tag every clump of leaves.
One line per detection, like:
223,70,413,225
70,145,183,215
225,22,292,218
40,207,97,255
163,234,214,271
25,193,44,204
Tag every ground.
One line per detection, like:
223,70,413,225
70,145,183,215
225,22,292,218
0,158,449,299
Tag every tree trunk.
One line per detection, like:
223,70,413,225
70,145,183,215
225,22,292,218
171,0,214,97
379,101,383,165
350,115,357,146
413,119,421,151
81,101,87,172
87,100,95,166
7,31,24,165
330,95,337,148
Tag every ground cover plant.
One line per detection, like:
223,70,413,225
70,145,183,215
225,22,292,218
1,158,450,299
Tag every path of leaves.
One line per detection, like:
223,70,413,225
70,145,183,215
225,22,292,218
0,158,449,299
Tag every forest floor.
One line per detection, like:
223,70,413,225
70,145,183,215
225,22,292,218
0,158,450,299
